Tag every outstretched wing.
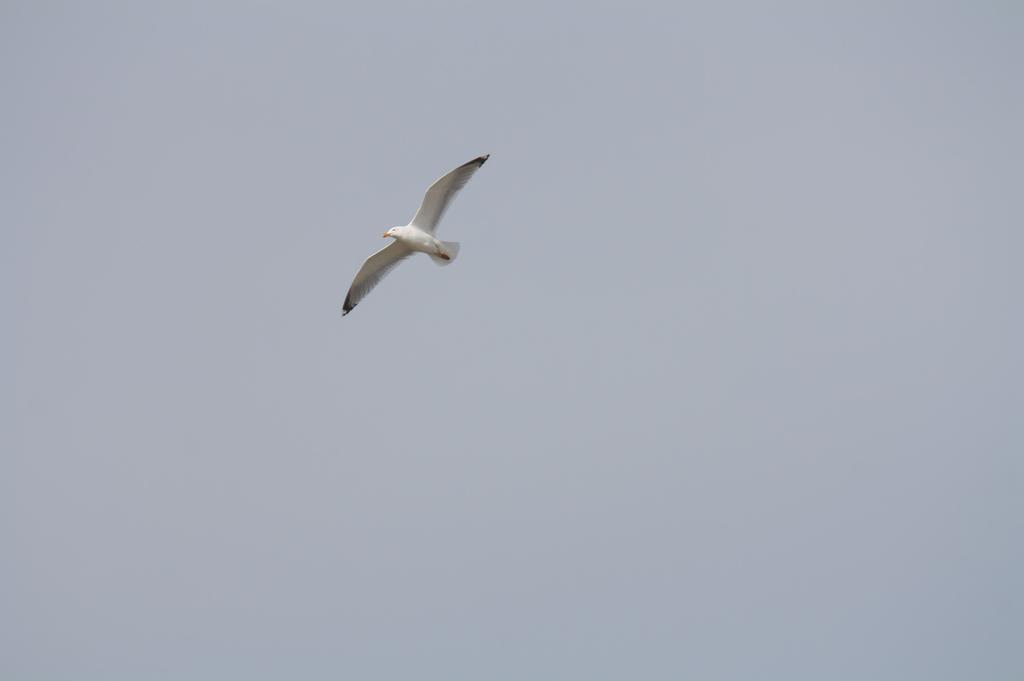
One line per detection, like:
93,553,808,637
342,241,413,316
409,154,489,234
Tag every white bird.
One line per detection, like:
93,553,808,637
342,154,490,316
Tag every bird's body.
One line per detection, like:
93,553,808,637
387,225,451,259
341,154,489,316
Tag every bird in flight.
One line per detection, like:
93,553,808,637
342,154,490,316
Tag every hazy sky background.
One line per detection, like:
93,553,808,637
3,1,1021,679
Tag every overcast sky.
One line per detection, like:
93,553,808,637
3,2,1021,679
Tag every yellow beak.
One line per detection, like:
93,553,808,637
382,232,390,238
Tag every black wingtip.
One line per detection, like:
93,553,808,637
342,300,354,316
477,153,490,166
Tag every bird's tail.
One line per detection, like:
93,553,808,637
430,241,460,266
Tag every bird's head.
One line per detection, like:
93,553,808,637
383,226,401,239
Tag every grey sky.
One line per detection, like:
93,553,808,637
3,2,1021,679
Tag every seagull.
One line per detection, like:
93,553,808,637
342,154,490,316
